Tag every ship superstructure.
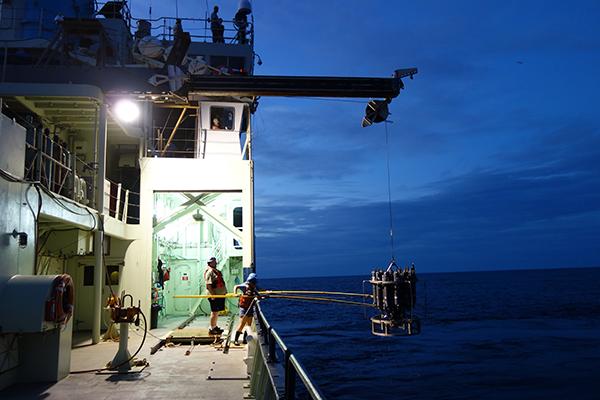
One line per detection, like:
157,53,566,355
0,0,257,387
0,0,415,396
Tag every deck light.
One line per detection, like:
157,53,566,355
114,99,140,123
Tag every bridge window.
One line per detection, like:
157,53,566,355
210,56,245,73
210,106,235,130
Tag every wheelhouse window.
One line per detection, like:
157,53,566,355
233,207,242,250
210,106,235,130
233,207,242,228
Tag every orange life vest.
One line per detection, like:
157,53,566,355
204,267,225,288
239,286,258,308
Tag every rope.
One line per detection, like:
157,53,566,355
267,294,376,308
384,121,395,260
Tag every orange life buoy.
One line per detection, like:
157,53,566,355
45,274,75,324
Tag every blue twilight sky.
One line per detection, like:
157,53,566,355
137,1,600,277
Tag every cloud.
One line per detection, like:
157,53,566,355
253,98,383,182
256,122,600,277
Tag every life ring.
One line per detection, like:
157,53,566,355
45,274,75,324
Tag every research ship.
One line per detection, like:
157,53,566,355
0,1,416,398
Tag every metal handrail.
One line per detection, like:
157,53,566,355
254,301,326,400
22,128,140,224
132,15,254,45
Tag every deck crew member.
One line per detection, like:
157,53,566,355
173,18,183,41
210,6,225,43
233,9,248,44
157,258,165,289
204,257,227,335
233,273,260,345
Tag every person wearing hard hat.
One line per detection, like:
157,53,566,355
204,257,227,335
233,273,261,345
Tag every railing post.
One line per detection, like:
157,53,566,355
115,183,122,219
47,134,54,191
68,151,75,200
284,350,296,400
267,327,276,363
35,127,42,182
123,190,129,223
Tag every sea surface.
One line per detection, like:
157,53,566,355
260,267,600,399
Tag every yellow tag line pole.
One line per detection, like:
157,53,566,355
172,293,374,308
173,291,372,299
267,294,376,308
173,294,240,299
260,290,372,298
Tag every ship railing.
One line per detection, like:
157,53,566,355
0,3,254,45
252,302,326,400
23,127,139,224
146,125,197,158
0,6,77,40
0,3,133,40
105,177,140,224
25,135,72,197
132,15,254,47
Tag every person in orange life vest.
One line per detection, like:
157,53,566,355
157,258,170,289
204,257,227,335
233,273,261,345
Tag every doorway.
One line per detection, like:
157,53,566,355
152,191,243,326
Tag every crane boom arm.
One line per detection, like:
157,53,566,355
187,68,417,99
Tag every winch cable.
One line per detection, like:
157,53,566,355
266,294,376,308
384,121,396,262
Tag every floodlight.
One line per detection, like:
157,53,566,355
114,99,140,123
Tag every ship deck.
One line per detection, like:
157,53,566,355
1,317,250,400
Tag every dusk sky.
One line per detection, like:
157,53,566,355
139,1,600,277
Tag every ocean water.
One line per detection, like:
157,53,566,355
260,267,600,399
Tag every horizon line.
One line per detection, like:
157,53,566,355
258,264,600,280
